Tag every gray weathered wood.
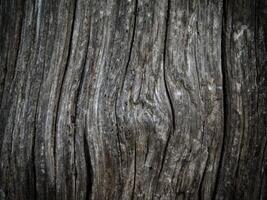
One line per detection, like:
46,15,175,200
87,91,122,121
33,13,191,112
0,0,266,199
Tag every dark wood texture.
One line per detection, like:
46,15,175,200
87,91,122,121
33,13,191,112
0,0,266,199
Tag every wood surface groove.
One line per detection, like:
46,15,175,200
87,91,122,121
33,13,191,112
212,0,227,198
156,0,173,191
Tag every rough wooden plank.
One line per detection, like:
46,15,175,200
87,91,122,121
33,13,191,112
0,0,266,200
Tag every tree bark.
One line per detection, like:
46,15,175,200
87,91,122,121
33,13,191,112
0,0,266,199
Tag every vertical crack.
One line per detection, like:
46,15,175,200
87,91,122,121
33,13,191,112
119,0,138,96
131,140,137,200
157,0,173,181
213,0,228,198
53,0,78,198
83,129,93,200
73,15,91,199
153,1,173,197
163,0,175,133
114,0,138,168
115,0,138,197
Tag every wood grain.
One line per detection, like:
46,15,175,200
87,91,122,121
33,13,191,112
0,0,266,199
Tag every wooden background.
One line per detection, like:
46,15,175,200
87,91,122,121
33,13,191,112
0,0,266,199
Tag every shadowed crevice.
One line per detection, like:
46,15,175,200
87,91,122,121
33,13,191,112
157,0,173,182
52,0,78,199
83,131,93,200
213,0,228,198
119,0,138,96
114,0,138,198
73,5,92,197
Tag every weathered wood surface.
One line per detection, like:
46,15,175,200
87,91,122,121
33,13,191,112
0,0,266,199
